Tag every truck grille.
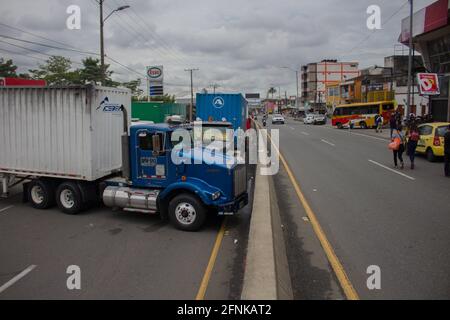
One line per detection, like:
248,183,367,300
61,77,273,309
234,165,247,197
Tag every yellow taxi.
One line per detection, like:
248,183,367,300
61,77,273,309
416,122,450,162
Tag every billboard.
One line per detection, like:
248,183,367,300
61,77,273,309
417,73,440,96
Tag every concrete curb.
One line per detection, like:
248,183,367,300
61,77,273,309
241,122,293,300
241,168,277,300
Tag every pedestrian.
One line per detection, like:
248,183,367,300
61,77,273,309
444,124,450,177
406,123,420,169
377,114,384,133
389,114,397,138
390,126,405,169
374,114,380,132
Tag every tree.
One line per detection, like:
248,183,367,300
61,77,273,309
150,94,175,103
267,87,277,99
78,57,117,86
121,79,143,100
0,58,18,77
29,56,75,86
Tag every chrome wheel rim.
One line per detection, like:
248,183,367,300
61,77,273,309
175,202,196,225
60,189,75,209
31,185,44,204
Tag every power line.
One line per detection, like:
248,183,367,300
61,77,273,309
0,46,48,63
339,1,409,58
0,22,79,50
113,0,191,65
100,0,187,66
0,34,98,56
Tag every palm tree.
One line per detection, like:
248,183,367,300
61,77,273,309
267,87,277,99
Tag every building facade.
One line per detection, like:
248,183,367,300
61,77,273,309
399,0,450,121
301,60,359,110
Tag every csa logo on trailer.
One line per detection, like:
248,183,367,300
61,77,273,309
213,96,225,109
97,97,122,112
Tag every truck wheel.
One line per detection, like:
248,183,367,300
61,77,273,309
56,182,83,215
360,121,367,129
168,194,206,231
336,123,343,129
28,179,55,209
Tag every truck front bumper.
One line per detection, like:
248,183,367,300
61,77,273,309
217,193,248,215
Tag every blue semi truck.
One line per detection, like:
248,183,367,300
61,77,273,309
0,86,248,232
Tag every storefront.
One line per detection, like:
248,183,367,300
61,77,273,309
400,0,450,121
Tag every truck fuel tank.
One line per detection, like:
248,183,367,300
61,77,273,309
103,186,159,213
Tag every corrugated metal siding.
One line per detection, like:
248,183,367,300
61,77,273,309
196,93,248,130
131,102,187,123
0,86,131,181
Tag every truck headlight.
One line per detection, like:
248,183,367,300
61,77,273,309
211,191,221,200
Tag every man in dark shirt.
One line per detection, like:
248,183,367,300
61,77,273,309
444,124,450,177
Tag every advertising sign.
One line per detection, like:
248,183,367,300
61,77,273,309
146,66,163,82
417,73,440,96
147,65,164,97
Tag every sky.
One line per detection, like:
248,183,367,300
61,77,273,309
0,0,437,98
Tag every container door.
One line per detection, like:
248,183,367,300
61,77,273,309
136,130,167,181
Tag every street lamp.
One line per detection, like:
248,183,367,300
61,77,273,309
99,1,130,84
281,66,299,110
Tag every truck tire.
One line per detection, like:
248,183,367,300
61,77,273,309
56,182,83,215
28,179,55,209
168,193,206,231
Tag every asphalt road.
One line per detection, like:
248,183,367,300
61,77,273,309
266,116,450,299
0,167,254,300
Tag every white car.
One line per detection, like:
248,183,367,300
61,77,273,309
303,114,315,124
271,114,285,124
304,113,326,125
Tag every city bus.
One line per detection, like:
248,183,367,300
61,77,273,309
332,101,396,129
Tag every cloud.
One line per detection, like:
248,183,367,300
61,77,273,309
0,0,437,96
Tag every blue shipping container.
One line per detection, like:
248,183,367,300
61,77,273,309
196,93,248,130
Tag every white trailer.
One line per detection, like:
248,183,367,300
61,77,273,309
0,85,131,211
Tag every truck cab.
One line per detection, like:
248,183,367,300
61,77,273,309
103,123,248,231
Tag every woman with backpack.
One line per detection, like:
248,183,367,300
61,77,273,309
406,123,420,169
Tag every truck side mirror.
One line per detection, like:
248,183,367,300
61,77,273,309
152,134,161,155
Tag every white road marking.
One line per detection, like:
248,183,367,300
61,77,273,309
368,160,416,181
321,139,336,147
0,265,37,294
301,131,310,136
348,131,388,142
0,205,14,214
289,126,295,130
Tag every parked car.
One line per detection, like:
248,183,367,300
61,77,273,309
416,122,450,162
303,114,315,124
272,114,285,124
312,114,326,125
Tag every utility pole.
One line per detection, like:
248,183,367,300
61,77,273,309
185,68,199,121
296,70,299,110
98,1,130,85
211,83,219,95
99,0,104,84
406,0,414,117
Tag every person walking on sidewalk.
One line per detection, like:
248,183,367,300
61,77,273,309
390,127,405,169
406,123,420,170
444,124,450,177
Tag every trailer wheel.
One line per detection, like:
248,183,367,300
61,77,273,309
56,182,83,215
168,194,206,231
28,179,55,209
